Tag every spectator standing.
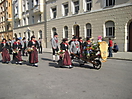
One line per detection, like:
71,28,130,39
38,38,42,54
108,38,113,57
51,33,59,62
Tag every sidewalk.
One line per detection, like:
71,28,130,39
43,48,132,61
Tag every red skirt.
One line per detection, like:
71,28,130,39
1,48,10,62
14,51,22,61
63,51,72,66
29,47,38,63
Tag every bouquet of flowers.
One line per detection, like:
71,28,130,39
26,47,33,52
13,48,19,53
57,50,65,55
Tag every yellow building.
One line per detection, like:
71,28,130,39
0,0,13,42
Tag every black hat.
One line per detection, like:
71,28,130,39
31,35,35,39
63,38,68,42
22,37,26,40
72,36,77,39
16,38,20,41
54,32,58,36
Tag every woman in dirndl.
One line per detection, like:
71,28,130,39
28,36,39,67
0,39,10,64
12,38,23,65
59,38,72,68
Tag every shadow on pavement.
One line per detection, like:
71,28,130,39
41,58,53,61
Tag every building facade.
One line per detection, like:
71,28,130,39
12,0,46,47
46,0,132,52
0,0,13,42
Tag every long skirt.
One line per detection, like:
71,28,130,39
63,51,72,66
13,51,22,62
1,48,10,62
29,47,38,64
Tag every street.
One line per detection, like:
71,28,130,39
0,53,132,99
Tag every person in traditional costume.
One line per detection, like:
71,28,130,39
0,39,10,64
28,36,39,67
69,36,80,59
12,38,23,65
83,37,92,58
51,32,59,62
21,37,28,56
59,38,72,68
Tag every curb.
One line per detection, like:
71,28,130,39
108,57,132,61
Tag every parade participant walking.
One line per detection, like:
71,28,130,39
0,39,10,64
12,38,23,65
21,37,28,56
70,36,80,59
59,38,72,68
28,36,39,67
108,38,113,57
38,38,42,54
51,33,59,62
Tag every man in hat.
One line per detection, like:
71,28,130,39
69,36,80,59
12,38,23,65
28,36,39,67
51,32,59,62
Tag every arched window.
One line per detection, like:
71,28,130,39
19,33,21,37
28,31,30,40
52,27,57,37
39,30,42,39
105,21,115,37
86,23,92,38
64,26,68,38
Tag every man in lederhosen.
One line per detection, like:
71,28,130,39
69,36,80,59
51,32,59,62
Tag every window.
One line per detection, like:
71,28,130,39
19,33,21,37
63,3,68,16
23,18,26,25
105,21,115,37
74,0,79,14
32,31,34,35
52,28,57,37
32,16,34,24
36,0,38,5
39,30,42,39
32,0,34,8
27,17,29,25
86,0,92,11
51,7,57,19
86,23,92,38
64,26,68,38
106,0,115,7
18,20,20,27
38,14,41,22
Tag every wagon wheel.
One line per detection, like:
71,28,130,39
93,60,101,70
